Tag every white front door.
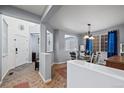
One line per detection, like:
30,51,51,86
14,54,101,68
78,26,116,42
2,18,9,77
15,35,29,67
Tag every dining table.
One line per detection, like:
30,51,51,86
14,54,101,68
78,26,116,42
105,56,124,70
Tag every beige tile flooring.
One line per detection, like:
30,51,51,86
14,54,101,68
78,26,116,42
0,63,67,88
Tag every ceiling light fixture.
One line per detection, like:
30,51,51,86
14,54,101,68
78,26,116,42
84,24,94,40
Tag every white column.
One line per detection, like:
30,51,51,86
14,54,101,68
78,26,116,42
39,23,51,83
0,13,2,83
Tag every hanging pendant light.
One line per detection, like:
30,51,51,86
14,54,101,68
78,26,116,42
84,24,94,40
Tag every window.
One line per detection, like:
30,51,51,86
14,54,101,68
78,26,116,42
120,43,124,53
93,36,99,52
2,19,8,56
46,30,53,52
101,34,108,52
65,35,78,51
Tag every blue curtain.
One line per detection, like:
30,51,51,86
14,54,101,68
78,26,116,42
86,39,93,55
107,31,118,57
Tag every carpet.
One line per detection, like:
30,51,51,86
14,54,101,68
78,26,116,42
13,82,30,88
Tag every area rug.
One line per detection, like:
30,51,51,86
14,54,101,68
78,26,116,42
13,82,30,88
56,67,67,79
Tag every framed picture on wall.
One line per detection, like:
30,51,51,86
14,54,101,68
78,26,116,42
46,30,53,52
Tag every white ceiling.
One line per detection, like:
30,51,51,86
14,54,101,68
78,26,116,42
48,5,124,34
13,5,47,16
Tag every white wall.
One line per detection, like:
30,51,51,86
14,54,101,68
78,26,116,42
30,25,40,34
39,24,53,82
54,30,79,63
41,23,55,64
29,25,40,61
1,16,9,80
31,34,40,58
0,6,41,24
1,15,39,81
0,14,2,82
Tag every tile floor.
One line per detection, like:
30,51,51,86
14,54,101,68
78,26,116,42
0,63,67,88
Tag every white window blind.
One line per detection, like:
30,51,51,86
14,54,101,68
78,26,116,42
65,35,78,51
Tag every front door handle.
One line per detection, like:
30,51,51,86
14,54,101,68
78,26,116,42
16,48,18,54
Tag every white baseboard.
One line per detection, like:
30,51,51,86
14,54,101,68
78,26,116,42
45,79,51,83
1,68,9,85
28,61,32,63
0,81,2,85
38,72,51,83
1,70,9,81
0,61,33,86
53,61,67,65
1,65,16,85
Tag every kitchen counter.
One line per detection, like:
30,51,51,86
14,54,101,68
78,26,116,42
67,60,124,88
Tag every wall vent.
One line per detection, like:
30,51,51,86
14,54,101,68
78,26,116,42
19,24,24,30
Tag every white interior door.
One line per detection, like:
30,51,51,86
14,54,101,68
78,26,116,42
2,19,9,77
15,35,29,67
